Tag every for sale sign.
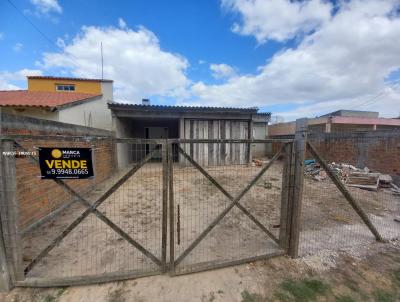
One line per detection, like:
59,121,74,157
39,147,94,179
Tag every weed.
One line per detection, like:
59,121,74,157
278,278,330,302
41,288,67,302
42,295,57,302
108,287,125,302
393,269,400,285
372,289,395,302
241,290,263,302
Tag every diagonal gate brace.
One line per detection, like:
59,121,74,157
177,145,280,245
174,144,287,267
307,141,384,242
14,141,163,274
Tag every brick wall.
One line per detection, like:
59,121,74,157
1,113,117,230
308,131,400,176
268,130,400,176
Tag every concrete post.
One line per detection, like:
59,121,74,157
0,140,23,291
288,118,308,258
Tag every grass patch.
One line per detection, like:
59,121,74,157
241,290,263,302
335,295,356,302
41,288,67,302
277,278,330,302
372,289,395,302
393,269,400,286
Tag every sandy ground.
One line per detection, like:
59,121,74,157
1,242,399,302
21,161,284,279
299,173,400,255
15,158,400,291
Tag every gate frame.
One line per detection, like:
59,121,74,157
0,134,299,290
167,138,294,275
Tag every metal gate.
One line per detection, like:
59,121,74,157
0,136,294,289
168,140,289,275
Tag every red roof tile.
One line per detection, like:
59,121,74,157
0,90,101,109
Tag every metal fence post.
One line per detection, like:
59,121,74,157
288,118,308,258
161,141,168,273
167,142,175,275
0,139,23,291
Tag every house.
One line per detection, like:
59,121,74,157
0,76,113,130
269,110,400,136
108,100,271,167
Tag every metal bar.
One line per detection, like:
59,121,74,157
1,136,294,144
172,138,294,144
174,144,286,266
173,250,285,276
177,204,181,246
247,119,253,164
307,141,384,242
167,143,175,275
15,269,161,288
17,143,162,273
0,135,111,142
24,207,91,274
177,145,280,244
20,198,76,236
161,142,168,272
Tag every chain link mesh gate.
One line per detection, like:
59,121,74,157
1,137,169,287
168,139,291,275
1,136,294,288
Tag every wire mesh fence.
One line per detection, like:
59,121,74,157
1,137,290,285
299,129,400,256
171,141,285,275
2,138,167,283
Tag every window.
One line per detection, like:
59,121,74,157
56,84,75,91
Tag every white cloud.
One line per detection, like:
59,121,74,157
187,0,400,118
30,0,62,14
13,43,23,52
40,24,190,101
118,18,127,29
222,0,332,43
0,69,43,90
210,63,237,79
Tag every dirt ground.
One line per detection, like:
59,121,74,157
20,159,400,279
21,161,284,279
1,241,399,302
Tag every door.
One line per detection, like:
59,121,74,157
145,127,168,159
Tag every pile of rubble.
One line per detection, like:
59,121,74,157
304,160,400,193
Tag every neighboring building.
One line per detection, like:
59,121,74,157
0,76,113,130
269,110,400,136
108,100,271,167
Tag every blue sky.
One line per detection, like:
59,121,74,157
1,0,400,120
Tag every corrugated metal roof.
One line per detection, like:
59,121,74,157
108,102,271,116
27,76,113,82
0,90,102,109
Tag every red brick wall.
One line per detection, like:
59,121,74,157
268,131,400,176
308,133,400,176
1,114,116,230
